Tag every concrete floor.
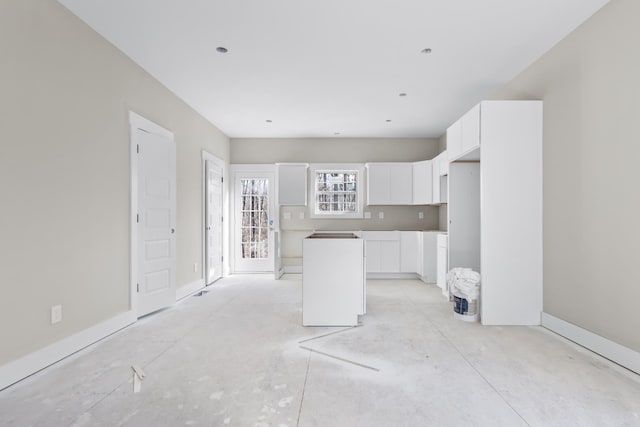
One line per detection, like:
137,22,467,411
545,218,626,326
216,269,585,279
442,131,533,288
1,276,639,426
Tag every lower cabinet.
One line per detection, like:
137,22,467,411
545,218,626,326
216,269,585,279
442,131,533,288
421,232,440,283
400,231,419,273
363,231,400,273
363,231,447,287
437,234,448,296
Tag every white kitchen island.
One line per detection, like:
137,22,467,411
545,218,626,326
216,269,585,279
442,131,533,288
302,233,366,326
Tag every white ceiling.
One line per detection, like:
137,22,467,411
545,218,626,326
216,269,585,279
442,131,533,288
58,0,608,139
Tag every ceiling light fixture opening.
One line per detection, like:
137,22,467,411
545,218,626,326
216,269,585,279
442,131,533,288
216,47,228,53
265,119,272,123
334,132,341,135
399,93,407,97
386,119,392,122
421,48,432,54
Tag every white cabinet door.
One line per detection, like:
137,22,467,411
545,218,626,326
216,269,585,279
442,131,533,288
412,160,432,205
277,163,307,205
366,163,390,205
461,104,481,154
437,234,448,295
421,232,439,283
431,156,441,204
447,120,463,161
380,241,400,272
439,151,449,176
389,163,413,204
363,231,400,273
400,231,419,273
365,240,381,273
367,163,413,205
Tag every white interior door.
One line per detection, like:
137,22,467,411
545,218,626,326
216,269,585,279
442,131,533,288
136,128,176,317
234,171,275,272
205,159,223,284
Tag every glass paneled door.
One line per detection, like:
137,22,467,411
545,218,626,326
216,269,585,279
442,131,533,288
234,172,275,272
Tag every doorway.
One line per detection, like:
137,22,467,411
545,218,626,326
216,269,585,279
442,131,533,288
232,167,276,273
130,112,176,317
204,154,224,284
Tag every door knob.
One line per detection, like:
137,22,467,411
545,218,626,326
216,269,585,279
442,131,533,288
171,228,175,234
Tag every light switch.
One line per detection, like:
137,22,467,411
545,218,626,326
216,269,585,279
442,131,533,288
299,212,305,219
419,212,424,219
283,212,292,220
364,211,371,219
378,212,384,219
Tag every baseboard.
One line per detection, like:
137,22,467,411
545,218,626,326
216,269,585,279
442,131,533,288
176,279,206,301
541,312,640,375
0,310,136,391
367,273,420,280
284,266,303,274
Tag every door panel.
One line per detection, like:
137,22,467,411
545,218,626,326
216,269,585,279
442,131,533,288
137,128,176,317
234,172,275,272
205,160,223,284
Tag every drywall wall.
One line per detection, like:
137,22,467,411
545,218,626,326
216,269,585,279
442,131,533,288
231,138,441,269
232,138,439,164
0,0,229,366
491,0,640,352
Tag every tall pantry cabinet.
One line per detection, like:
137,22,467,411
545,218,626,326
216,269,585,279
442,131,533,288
447,101,542,326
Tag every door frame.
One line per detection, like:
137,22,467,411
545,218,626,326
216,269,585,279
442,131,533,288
230,164,278,274
201,151,226,284
129,111,175,316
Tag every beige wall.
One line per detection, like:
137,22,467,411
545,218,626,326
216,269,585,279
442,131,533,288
231,138,439,164
232,138,442,268
492,0,640,351
0,0,229,365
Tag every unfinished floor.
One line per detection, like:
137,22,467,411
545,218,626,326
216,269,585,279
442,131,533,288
1,276,639,426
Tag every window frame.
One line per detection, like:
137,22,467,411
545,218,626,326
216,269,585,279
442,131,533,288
308,163,365,219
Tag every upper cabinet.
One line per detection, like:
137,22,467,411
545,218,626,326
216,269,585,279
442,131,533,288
277,163,308,205
366,163,413,205
431,152,448,204
412,160,433,205
448,104,481,162
461,104,481,154
447,120,463,161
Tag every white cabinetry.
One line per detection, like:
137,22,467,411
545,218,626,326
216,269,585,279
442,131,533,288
412,160,433,205
448,100,542,326
461,104,481,154
421,232,443,283
431,151,448,204
366,163,413,205
437,234,448,296
400,231,419,273
302,234,365,326
277,163,308,205
447,104,481,162
363,231,400,273
447,120,463,161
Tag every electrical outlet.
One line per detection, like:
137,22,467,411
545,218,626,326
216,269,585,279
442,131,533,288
364,211,371,219
193,262,198,272
378,212,384,219
419,211,424,219
283,212,292,220
51,305,62,324
299,212,305,219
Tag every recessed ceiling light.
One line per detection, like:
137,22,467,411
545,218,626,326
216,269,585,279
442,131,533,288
216,47,228,53
421,48,432,54
399,93,407,97
386,119,392,122
334,132,341,135
265,119,272,123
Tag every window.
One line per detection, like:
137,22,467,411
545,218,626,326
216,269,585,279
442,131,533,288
309,164,364,218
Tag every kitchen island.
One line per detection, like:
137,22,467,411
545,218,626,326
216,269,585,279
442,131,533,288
302,232,366,326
